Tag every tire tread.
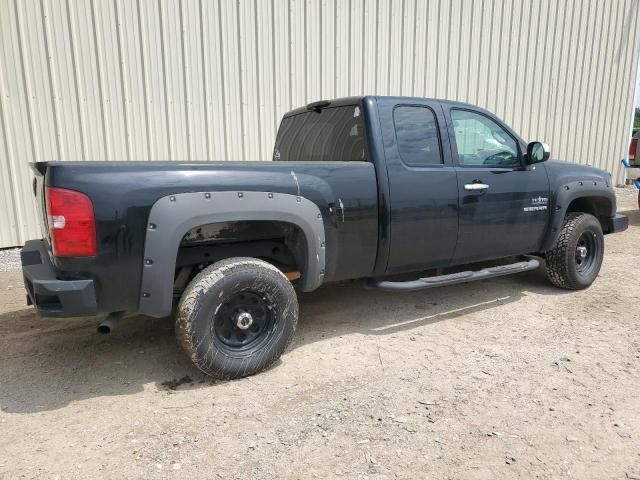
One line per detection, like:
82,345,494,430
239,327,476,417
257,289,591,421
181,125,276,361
545,212,602,290
175,257,298,379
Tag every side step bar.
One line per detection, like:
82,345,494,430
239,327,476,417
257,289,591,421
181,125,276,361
366,258,540,292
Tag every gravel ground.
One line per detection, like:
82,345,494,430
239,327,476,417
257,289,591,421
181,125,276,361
0,248,21,272
0,187,638,479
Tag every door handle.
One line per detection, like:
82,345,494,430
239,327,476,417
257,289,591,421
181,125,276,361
464,182,489,191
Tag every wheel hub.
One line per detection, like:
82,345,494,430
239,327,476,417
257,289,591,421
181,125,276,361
576,245,588,259
574,231,600,278
212,291,275,351
235,311,254,330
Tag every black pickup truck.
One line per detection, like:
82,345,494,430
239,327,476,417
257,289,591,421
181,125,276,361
22,96,628,379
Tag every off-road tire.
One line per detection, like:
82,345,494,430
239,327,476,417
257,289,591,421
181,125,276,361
545,212,604,290
175,257,298,379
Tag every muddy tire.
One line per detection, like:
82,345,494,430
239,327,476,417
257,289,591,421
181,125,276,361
545,212,604,290
175,257,298,379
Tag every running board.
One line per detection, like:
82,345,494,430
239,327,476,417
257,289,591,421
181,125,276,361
367,258,540,292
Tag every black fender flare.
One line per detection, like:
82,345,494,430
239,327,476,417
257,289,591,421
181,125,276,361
138,191,326,318
540,179,615,251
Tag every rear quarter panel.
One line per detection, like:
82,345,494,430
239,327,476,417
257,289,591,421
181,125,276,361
45,161,378,313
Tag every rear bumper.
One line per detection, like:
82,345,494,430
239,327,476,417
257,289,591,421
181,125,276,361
21,239,98,318
604,214,629,234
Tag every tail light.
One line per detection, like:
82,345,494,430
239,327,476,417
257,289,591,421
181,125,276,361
45,187,96,257
629,137,637,162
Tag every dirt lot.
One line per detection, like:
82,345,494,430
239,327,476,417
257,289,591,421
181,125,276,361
1,188,639,480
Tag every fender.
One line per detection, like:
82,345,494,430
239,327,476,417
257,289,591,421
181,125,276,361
540,179,615,251
138,191,326,318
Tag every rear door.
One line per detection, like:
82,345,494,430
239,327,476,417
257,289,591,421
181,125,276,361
378,99,459,274
444,107,550,264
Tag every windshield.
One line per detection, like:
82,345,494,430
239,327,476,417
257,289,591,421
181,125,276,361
273,105,367,162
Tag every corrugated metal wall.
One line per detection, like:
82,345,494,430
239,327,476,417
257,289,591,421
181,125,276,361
1,0,639,248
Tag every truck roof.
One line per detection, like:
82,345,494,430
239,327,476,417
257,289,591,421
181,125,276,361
284,95,490,118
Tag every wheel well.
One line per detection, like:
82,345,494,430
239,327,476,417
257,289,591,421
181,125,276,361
174,220,306,290
566,196,613,232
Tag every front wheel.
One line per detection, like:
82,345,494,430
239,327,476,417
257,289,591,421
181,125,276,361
175,257,298,379
544,212,604,290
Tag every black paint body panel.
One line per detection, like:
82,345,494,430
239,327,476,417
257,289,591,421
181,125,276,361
44,160,378,313
375,98,459,273
29,96,621,316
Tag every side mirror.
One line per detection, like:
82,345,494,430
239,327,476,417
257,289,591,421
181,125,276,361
526,141,550,164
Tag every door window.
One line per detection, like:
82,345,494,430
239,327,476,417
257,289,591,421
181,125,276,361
393,106,442,166
451,110,520,167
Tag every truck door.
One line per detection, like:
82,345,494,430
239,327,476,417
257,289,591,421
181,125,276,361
378,100,459,274
445,107,550,264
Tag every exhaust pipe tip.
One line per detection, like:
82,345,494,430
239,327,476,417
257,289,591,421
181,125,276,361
97,322,112,334
96,312,125,335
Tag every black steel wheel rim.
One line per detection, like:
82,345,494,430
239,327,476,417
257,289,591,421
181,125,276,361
213,291,275,353
574,231,598,277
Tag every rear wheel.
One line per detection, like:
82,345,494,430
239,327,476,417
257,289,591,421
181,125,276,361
545,212,604,290
175,257,298,379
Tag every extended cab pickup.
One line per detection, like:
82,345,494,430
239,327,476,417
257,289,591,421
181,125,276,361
22,96,628,378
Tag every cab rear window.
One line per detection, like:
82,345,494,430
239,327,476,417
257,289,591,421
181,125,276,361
273,105,367,162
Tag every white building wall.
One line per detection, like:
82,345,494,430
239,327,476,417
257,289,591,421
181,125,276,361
1,0,639,247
